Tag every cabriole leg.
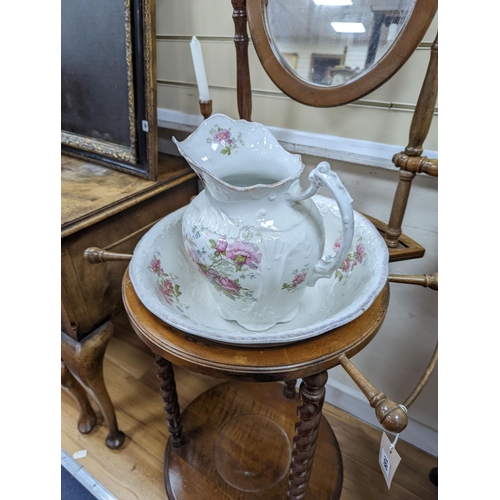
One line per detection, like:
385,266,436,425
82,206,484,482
61,321,125,449
61,360,97,434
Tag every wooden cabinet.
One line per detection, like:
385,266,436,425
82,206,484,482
61,152,198,447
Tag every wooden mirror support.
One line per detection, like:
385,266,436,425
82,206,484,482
84,247,133,264
232,2,437,262
389,272,438,290
232,0,252,121
340,272,438,431
246,0,437,107
339,355,408,433
385,35,438,249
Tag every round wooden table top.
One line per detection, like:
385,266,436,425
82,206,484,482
122,268,390,381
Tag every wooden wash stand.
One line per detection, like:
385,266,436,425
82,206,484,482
67,0,438,497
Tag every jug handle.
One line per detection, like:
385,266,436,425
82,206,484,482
286,161,355,286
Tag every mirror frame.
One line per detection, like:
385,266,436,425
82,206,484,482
61,0,157,180
247,0,437,107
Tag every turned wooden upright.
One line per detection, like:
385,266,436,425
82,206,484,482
385,35,438,248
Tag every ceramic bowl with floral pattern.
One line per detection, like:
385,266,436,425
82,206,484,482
129,195,388,346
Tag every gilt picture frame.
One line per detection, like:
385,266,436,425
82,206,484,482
61,0,157,180
310,53,346,86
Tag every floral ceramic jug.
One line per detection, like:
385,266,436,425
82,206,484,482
173,114,354,331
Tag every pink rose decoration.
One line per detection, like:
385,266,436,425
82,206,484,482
214,129,231,143
150,257,162,274
226,240,262,269
342,258,351,272
216,276,241,294
333,237,342,253
355,244,365,264
208,269,220,280
292,273,306,287
158,278,174,304
216,238,228,252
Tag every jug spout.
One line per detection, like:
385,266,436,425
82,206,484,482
173,114,304,203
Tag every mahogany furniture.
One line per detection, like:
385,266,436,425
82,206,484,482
122,268,393,499
61,153,198,448
76,2,438,496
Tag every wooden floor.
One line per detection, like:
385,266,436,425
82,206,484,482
61,313,438,500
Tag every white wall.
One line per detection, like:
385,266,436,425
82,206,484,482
155,0,438,456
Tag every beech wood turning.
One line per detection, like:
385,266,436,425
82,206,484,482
338,355,408,433
396,274,438,409
404,342,438,409
84,247,132,263
343,272,438,420
389,272,438,290
385,34,438,248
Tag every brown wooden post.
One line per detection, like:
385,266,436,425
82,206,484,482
231,0,252,121
156,354,183,447
284,379,297,399
287,371,328,499
385,34,438,248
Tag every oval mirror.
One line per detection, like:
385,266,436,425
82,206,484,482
247,0,437,107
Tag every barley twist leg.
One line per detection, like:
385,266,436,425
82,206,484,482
284,379,297,399
156,355,183,447
287,371,328,500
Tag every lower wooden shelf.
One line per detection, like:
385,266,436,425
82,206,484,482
61,314,439,500
164,381,342,500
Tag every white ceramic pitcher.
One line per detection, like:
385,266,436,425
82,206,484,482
173,114,354,331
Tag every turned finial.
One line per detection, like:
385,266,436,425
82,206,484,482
339,355,408,433
84,247,132,263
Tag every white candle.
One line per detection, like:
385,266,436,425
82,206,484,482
190,36,210,101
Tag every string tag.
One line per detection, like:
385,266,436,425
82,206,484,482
379,432,402,489
73,449,87,460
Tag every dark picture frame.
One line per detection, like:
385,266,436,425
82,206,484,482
61,0,157,180
310,54,346,86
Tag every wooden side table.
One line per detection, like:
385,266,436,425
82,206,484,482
61,153,198,448
123,268,390,499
